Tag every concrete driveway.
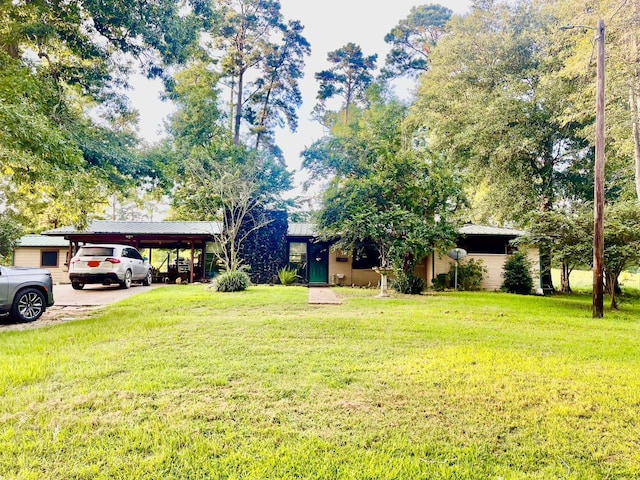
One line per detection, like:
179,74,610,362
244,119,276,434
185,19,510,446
53,283,164,306
1,283,166,332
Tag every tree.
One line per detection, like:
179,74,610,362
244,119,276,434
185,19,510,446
412,0,596,289
245,20,310,149
305,94,464,277
522,209,592,293
0,0,205,231
550,0,640,202
211,0,308,146
601,201,640,309
174,143,291,272
0,213,23,264
314,43,377,124
381,4,453,80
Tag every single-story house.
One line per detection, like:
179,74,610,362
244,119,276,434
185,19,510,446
288,223,539,291
13,234,71,284
27,219,538,290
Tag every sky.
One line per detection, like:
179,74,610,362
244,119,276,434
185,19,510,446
129,0,472,198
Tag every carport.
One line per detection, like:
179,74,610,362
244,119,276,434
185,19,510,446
44,221,221,283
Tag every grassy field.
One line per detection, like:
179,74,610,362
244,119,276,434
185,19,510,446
552,268,640,291
1,286,639,479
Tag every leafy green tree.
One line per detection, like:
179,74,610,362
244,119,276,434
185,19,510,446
412,0,595,289
305,94,463,277
413,0,595,219
522,208,592,293
315,43,377,124
381,4,453,80
0,213,23,264
601,201,640,309
0,0,205,230
550,0,640,202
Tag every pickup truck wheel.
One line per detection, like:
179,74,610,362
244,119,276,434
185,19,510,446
120,270,132,289
11,288,46,323
71,281,84,290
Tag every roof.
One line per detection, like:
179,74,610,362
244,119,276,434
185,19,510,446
287,222,316,237
458,224,526,236
44,220,222,236
285,223,525,238
16,234,70,248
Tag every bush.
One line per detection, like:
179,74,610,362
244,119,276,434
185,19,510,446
432,273,449,291
214,270,251,292
277,266,297,286
502,251,533,294
451,258,487,291
392,271,426,295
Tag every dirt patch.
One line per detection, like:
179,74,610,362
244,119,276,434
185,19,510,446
0,305,104,333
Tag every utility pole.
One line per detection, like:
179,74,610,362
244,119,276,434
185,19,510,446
561,21,606,317
593,19,605,318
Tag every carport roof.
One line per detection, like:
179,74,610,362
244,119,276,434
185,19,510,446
44,221,222,236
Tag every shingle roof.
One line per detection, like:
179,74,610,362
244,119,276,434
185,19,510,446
45,220,222,236
17,234,70,248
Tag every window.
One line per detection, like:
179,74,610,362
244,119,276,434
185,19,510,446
352,245,380,270
288,242,307,265
41,250,59,268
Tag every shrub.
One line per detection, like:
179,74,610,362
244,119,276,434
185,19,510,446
214,270,251,292
432,273,449,291
277,266,297,286
502,251,533,294
451,258,487,291
392,271,426,295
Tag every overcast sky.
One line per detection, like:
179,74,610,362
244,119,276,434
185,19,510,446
129,0,472,197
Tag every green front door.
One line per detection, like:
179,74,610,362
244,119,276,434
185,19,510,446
308,242,329,284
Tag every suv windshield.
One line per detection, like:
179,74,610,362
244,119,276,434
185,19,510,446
78,247,115,257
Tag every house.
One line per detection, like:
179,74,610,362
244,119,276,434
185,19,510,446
288,223,539,291
32,219,538,290
13,235,71,284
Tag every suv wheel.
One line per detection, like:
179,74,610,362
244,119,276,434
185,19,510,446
12,288,46,322
120,269,132,289
142,269,152,286
71,281,84,290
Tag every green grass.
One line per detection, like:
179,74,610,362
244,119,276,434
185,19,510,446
553,268,640,291
1,286,640,479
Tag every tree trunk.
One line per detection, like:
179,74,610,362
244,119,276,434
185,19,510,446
630,77,640,202
629,11,640,202
560,262,572,293
605,270,619,310
234,68,244,146
539,247,554,292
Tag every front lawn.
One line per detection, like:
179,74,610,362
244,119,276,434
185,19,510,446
1,286,639,479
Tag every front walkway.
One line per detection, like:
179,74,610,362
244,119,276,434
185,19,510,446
308,287,341,305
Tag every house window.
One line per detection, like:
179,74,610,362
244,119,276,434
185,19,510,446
352,245,380,270
289,242,307,266
41,250,59,268
288,241,307,279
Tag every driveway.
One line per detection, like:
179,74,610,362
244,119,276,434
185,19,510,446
53,283,164,306
1,283,165,332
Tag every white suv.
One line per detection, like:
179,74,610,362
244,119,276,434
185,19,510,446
69,244,152,290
